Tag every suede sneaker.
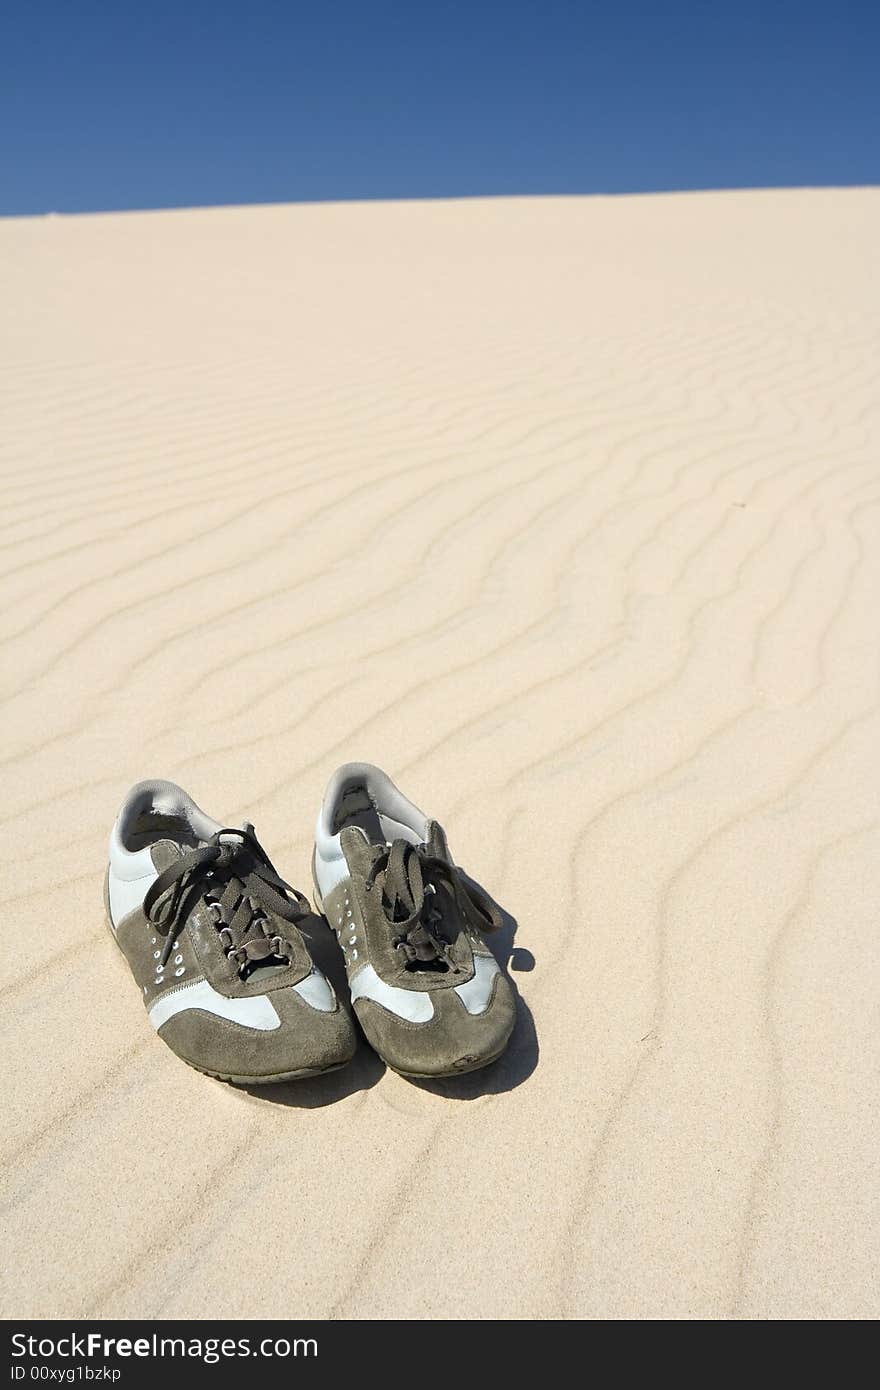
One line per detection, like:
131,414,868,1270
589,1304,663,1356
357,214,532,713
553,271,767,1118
105,780,356,1083
312,763,516,1078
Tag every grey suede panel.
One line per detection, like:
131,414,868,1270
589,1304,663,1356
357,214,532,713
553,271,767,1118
116,903,206,1009
332,825,478,992
106,839,355,1080
108,852,314,1016
184,897,314,998
317,824,516,1075
354,970,516,1076
157,984,357,1080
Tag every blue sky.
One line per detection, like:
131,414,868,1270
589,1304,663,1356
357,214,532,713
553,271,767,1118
1,0,877,214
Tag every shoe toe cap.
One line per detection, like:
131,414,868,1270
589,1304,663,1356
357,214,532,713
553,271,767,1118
156,977,357,1082
355,965,516,1077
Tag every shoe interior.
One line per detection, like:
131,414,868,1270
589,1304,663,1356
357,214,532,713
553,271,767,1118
127,814,202,852
118,780,221,854
327,765,427,848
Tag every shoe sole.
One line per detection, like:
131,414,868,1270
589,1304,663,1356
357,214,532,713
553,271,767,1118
390,1042,511,1080
104,870,350,1086
189,1059,349,1086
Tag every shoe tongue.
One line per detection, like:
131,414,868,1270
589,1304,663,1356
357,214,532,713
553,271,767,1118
149,827,246,876
424,820,449,860
246,957,290,982
340,824,377,873
149,840,186,873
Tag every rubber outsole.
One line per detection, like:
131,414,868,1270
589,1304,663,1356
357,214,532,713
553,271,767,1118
190,1059,349,1086
391,1040,511,1080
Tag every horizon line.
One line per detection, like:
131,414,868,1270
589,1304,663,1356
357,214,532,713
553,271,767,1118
2,181,877,222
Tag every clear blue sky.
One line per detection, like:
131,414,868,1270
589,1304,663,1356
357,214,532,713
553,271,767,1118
1,0,877,215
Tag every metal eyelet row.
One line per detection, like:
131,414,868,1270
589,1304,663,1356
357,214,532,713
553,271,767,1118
150,935,186,987
335,890,358,962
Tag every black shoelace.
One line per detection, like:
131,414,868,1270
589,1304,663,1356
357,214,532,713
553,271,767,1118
365,838,500,969
143,827,309,978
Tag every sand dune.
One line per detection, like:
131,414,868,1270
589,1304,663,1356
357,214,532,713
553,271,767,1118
1,189,878,1320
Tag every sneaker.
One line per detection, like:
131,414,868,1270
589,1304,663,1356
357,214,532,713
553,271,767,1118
312,763,516,1077
105,780,356,1083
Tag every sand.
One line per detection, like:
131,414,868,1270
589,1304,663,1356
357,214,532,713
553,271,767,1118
1,189,878,1321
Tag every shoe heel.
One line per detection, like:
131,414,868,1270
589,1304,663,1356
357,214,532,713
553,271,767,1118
103,866,114,930
103,866,124,949
310,846,325,916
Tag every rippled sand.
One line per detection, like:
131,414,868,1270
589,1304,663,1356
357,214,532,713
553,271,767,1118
1,189,878,1319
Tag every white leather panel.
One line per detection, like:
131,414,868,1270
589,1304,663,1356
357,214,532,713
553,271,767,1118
292,969,336,1012
148,980,281,1032
312,826,351,902
454,954,500,1015
107,867,157,928
348,963,434,1023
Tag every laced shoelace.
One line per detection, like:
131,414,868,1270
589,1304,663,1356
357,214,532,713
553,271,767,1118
364,838,501,969
142,827,309,978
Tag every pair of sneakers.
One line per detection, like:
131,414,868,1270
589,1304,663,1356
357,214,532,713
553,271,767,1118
105,763,516,1083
